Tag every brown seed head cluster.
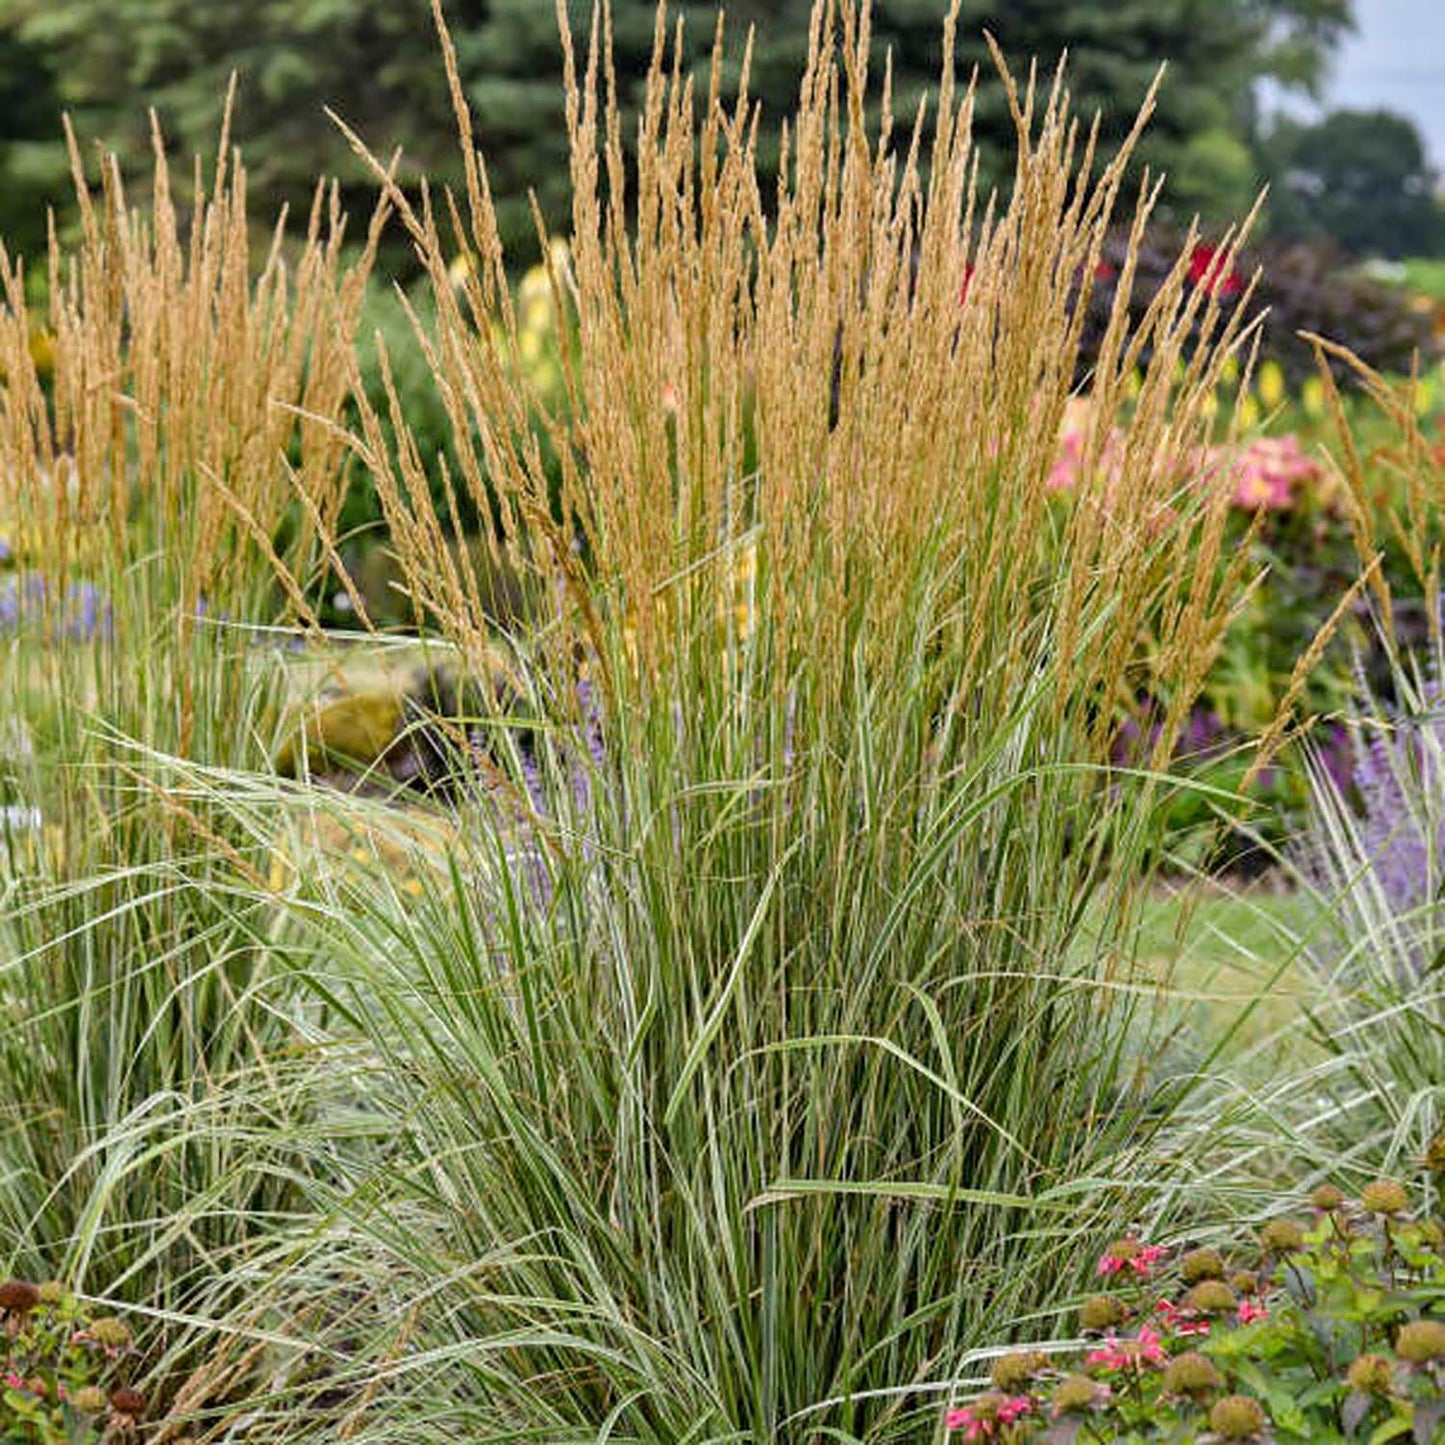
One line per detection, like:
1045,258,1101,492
0,1278,39,1315
989,1349,1048,1392
1396,1320,1445,1365
1359,1180,1410,1216
1179,1247,1225,1283
73,1385,107,1414
1051,1374,1107,1415
1078,1294,1128,1331
1163,1350,1222,1401
1184,1279,1236,1315
1425,1131,1445,1176
1258,1219,1303,1255
1346,1352,1396,1395
86,1317,132,1350
1208,1394,1267,1439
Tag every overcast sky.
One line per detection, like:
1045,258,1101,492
1315,0,1445,166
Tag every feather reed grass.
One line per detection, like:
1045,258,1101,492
175,3,1325,1441
0,96,383,1342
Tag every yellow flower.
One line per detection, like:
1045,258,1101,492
518,263,554,314
1413,372,1437,418
521,291,555,333
1256,359,1285,410
1237,394,1260,431
27,328,54,377
1301,375,1326,419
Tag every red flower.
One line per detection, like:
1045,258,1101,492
1095,259,1119,283
1187,244,1242,299
959,264,977,304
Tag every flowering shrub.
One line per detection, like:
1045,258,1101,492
943,1161,1445,1441
1076,229,1439,386
0,1279,148,1442
1224,436,1319,513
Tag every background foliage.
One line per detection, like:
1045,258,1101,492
1259,107,1445,258
0,0,1377,271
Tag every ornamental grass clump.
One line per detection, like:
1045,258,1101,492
195,1,1352,1439
941,1174,1444,1440
1275,638,1445,1175
0,87,385,1333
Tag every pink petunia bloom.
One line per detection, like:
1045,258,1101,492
1237,1299,1268,1324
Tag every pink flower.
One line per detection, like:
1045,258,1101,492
1226,435,1319,512
1086,1325,1168,1373
945,1395,1034,1438
1047,400,1133,501
3,1371,21,1389
945,1406,987,1439
997,1395,1034,1425
1237,1299,1268,1324
1131,1245,1167,1276
1048,429,1086,493
1098,1242,1165,1277
1138,1325,1167,1359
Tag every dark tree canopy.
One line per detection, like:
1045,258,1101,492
0,0,1356,270
1260,107,1445,258
0,22,61,260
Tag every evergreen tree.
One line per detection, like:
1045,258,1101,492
0,0,1353,270
0,23,62,261
1261,108,1445,258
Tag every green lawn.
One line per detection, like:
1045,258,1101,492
1131,880,1317,1070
